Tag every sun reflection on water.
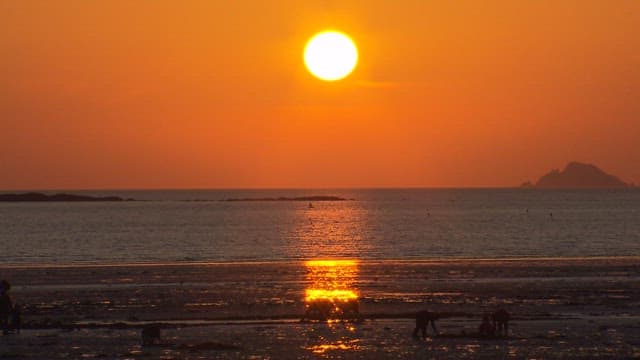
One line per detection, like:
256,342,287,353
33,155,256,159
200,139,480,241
307,339,361,354
304,259,360,321
306,289,358,302
291,201,372,259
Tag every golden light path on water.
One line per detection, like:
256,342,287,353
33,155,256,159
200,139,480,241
307,340,362,354
290,199,372,260
304,260,359,303
303,259,360,324
295,203,367,354
304,259,361,354
292,200,367,320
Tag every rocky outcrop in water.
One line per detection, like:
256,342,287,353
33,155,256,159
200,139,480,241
0,192,132,202
522,162,632,188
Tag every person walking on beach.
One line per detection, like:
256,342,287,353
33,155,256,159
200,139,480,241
141,324,162,345
478,314,496,337
492,307,510,337
10,303,21,334
0,280,13,335
413,310,438,339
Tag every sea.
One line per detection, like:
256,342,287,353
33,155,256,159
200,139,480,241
1,189,639,265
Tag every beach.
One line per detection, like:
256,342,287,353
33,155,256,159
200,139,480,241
2,257,640,359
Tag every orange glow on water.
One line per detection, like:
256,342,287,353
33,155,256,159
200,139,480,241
307,340,361,354
304,259,360,320
292,203,373,260
306,259,358,268
305,288,358,302
305,259,359,302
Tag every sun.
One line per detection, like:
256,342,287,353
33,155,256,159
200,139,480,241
304,31,358,81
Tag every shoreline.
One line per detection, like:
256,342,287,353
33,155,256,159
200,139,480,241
2,255,639,269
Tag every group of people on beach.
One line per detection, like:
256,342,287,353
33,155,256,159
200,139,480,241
0,280,21,335
413,308,510,339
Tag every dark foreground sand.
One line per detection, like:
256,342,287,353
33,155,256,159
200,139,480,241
1,257,640,359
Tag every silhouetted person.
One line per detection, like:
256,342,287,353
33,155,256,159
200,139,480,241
413,310,438,339
478,314,495,337
492,308,510,337
141,324,162,345
0,280,12,335
0,280,9,293
9,303,21,334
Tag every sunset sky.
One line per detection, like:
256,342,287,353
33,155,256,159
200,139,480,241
2,1,638,189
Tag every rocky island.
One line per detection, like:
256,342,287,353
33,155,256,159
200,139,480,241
0,192,133,202
521,162,633,189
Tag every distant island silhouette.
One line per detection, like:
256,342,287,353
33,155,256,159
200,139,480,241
521,162,633,189
222,196,349,202
0,192,133,202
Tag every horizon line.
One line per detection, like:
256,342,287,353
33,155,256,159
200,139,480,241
1,185,637,192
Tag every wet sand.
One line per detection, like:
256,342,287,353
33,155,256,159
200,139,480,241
2,257,640,359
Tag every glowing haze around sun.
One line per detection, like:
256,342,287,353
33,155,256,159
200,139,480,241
304,31,358,81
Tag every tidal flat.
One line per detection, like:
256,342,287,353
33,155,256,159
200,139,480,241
1,258,640,359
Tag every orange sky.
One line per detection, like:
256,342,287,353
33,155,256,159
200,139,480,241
1,1,639,189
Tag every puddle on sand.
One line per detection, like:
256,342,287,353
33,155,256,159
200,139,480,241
456,344,480,354
306,339,361,354
184,301,228,307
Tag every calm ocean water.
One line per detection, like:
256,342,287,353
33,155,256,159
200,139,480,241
1,189,639,265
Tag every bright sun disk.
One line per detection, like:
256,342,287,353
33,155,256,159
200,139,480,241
304,31,358,81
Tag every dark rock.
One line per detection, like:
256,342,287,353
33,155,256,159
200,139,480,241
522,162,632,189
0,192,133,202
